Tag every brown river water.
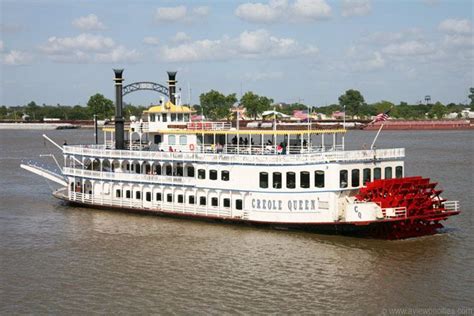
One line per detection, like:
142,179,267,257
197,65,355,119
0,129,473,315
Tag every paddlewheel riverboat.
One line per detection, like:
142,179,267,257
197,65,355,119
21,70,460,239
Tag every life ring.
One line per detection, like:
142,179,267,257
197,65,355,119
189,144,195,151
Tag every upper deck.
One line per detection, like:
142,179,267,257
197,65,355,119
64,144,405,166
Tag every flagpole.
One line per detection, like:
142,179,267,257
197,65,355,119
370,123,384,150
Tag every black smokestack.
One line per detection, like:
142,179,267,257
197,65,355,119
113,69,125,150
167,71,177,104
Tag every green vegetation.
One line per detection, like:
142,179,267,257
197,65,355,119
199,90,237,120
240,91,273,119
1,87,472,121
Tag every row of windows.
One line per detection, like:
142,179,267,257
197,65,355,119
198,169,230,181
149,113,190,123
123,164,230,181
168,135,188,146
116,189,242,210
339,166,403,188
259,171,325,189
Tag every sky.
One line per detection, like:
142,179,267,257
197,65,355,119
0,0,473,107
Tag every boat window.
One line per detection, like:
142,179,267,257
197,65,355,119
184,114,189,121
396,166,403,178
287,172,296,189
260,172,269,188
176,164,183,176
154,135,162,144
150,114,155,122
314,170,325,188
171,114,176,122
221,171,229,181
385,167,392,179
236,199,243,210
167,194,173,203
210,170,218,180
340,170,348,188
166,164,172,176
223,198,230,208
178,195,184,203
211,197,218,207
179,135,187,145
146,192,151,202
154,164,161,175
363,168,371,185
187,165,195,177
199,196,206,206
156,115,161,122
198,169,206,179
135,191,141,200
273,172,282,189
189,196,195,204
126,190,131,199
351,169,360,187
300,171,310,188
116,189,121,198
178,114,183,121
162,114,167,122
168,135,176,145
374,168,382,180
156,192,162,201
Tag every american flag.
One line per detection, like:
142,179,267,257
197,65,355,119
370,109,390,124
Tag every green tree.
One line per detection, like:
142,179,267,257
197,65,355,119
87,93,114,119
25,101,40,120
338,89,365,116
199,90,237,120
469,87,474,109
240,91,273,119
429,101,446,119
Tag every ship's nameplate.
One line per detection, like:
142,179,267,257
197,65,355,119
252,198,321,212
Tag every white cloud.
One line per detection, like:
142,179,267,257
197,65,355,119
94,46,140,63
39,33,139,63
235,0,331,23
160,29,318,62
382,40,435,56
143,36,160,45
235,0,286,23
172,32,191,43
155,5,187,22
243,71,284,81
193,6,210,17
341,0,371,17
353,51,385,71
443,34,474,48
360,28,422,45
41,33,115,54
154,5,209,23
72,14,105,31
2,50,33,65
439,18,473,34
292,0,331,20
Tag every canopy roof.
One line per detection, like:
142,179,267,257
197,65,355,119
145,101,195,114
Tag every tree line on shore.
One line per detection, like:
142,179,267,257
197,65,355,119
1,88,473,121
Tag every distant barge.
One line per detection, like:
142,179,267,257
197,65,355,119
363,120,472,130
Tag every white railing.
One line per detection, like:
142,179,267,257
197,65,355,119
63,167,193,185
69,192,233,218
442,201,460,212
382,207,407,219
64,145,404,165
187,122,232,131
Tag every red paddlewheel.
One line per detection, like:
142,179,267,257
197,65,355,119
355,176,446,218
